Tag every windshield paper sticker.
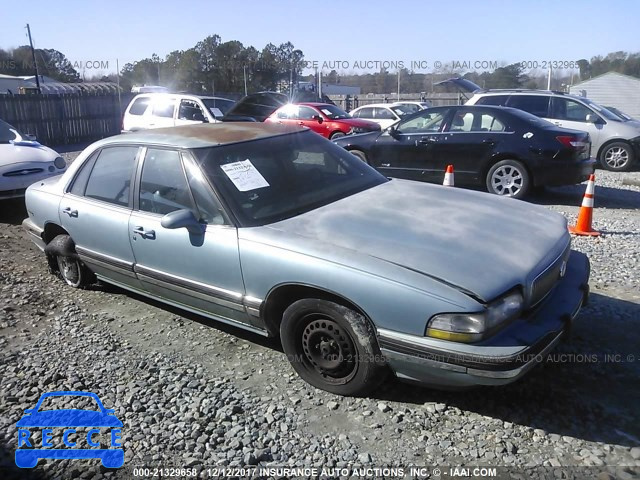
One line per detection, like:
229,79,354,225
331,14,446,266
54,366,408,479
220,160,270,192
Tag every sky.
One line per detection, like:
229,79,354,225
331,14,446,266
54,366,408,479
1,0,639,76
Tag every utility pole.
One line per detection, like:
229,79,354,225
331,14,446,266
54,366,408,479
243,65,248,95
397,70,400,101
26,24,41,94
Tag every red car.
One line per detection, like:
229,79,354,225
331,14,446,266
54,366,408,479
266,103,380,139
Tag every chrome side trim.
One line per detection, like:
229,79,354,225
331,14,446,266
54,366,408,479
135,264,243,303
94,274,269,337
75,246,134,272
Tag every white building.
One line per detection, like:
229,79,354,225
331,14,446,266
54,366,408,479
569,72,640,119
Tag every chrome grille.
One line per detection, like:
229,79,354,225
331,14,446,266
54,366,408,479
3,168,44,177
530,243,571,306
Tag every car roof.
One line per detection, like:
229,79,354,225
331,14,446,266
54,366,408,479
297,102,334,107
132,93,233,101
352,103,396,109
98,123,306,149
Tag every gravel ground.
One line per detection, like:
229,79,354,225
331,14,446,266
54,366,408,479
0,156,639,479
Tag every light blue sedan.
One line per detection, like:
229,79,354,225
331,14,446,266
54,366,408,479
22,123,590,396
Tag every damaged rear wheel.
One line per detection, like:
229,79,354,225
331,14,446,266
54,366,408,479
46,234,93,288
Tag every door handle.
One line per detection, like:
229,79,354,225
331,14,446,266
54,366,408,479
133,226,156,239
62,207,78,217
298,122,305,125
417,138,436,145
482,139,496,145
553,122,562,126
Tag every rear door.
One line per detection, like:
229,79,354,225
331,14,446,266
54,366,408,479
147,98,177,128
373,107,398,129
60,145,141,288
434,108,509,184
127,148,253,327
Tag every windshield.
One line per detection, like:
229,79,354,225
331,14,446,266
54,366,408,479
579,98,621,121
202,98,235,116
0,119,19,143
604,106,633,121
390,104,414,116
193,131,388,227
317,104,350,119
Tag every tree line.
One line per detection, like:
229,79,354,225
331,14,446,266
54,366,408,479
1,39,638,95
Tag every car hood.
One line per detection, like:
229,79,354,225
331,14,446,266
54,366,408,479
16,410,123,427
265,180,569,304
1,143,59,166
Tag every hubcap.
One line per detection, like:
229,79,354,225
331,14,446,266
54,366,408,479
300,317,357,384
604,146,629,169
491,165,523,196
58,256,80,286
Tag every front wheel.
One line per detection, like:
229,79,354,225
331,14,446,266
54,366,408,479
280,299,387,396
599,142,635,171
330,131,346,140
486,159,530,199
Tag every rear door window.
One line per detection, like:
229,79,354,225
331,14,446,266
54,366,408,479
84,147,139,207
128,97,151,115
353,107,374,119
151,101,176,118
506,95,550,117
373,108,395,120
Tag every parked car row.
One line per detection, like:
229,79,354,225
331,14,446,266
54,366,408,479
22,122,591,395
440,79,640,172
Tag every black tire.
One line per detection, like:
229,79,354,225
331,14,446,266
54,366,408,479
330,131,346,140
49,234,93,288
280,299,387,396
486,159,531,199
349,149,368,164
599,141,635,172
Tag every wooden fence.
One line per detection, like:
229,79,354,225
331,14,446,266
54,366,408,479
0,93,135,146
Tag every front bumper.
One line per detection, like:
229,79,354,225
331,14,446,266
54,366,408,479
533,158,595,187
378,250,590,388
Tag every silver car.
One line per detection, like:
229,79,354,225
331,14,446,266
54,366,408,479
22,123,590,395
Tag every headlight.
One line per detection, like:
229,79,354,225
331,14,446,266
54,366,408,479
350,127,369,134
426,291,523,343
54,156,66,169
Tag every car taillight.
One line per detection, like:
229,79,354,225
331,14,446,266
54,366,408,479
556,136,588,149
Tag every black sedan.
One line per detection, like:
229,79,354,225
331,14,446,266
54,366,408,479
333,105,595,198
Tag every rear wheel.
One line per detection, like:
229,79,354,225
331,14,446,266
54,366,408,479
280,299,386,396
49,234,93,288
486,159,530,199
349,149,368,164
599,141,635,171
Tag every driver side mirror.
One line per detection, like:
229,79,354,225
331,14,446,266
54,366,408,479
161,209,204,235
24,133,37,141
387,125,400,138
313,115,323,124
585,113,598,123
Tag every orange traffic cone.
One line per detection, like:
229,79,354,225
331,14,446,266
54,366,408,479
569,174,600,236
443,164,454,186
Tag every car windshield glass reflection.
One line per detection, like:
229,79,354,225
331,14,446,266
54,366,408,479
0,119,19,143
194,131,388,227
318,105,350,120
202,98,234,115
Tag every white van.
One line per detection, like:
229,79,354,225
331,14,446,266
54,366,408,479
122,93,235,132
